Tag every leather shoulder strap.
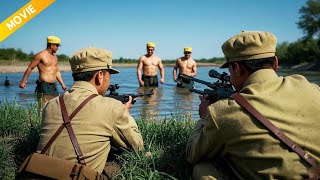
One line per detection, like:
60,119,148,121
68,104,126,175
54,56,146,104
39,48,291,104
40,94,98,158
231,93,317,167
59,95,88,165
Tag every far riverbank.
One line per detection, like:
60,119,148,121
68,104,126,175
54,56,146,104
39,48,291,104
1,61,319,74
0,62,220,74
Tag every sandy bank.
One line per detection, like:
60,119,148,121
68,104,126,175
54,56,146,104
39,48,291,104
0,62,220,74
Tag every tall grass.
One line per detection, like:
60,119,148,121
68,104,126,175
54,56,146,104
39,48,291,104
0,101,196,179
0,101,41,179
116,114,195,179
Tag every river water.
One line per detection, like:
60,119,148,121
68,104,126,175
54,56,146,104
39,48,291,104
1,67,320,120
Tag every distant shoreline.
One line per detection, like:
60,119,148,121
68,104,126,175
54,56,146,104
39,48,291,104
1,62,319,74
0,62,221,74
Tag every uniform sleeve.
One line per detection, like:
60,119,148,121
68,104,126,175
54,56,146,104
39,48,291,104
111,103,144,151
186,107,223,164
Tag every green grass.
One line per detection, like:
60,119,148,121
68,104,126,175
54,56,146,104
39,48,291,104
0,137,16,180
0,101,195,179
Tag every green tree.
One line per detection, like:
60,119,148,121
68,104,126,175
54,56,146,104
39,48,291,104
57,54,69,61
276,42,289,65
297,0,320,39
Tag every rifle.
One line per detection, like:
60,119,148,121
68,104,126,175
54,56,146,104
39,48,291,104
106,84,154,104
178,69,235,103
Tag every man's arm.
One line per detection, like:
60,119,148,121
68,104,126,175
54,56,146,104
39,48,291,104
55,66,67,91
158,58,165,83
186,95,222,164
173,59,179,82
186,113,222,164
137,57,144,86
19,54,41,88
111,101,144,150
191,61,197,77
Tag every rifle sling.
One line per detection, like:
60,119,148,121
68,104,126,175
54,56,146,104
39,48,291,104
231,93,317,167
40,94,98,165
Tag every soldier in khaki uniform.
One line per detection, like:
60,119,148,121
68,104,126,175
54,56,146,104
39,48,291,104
37,47,144,175
186,31,320,179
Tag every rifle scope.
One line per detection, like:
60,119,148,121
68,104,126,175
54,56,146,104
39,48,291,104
208,69,230,82
108,84,119,95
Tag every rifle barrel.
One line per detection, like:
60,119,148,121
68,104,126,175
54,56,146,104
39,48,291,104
189,88,206,95
179,74,214,88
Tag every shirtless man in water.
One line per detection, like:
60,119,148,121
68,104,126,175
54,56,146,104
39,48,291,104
173,47,197,89
137,42,165,87
19,36,67,105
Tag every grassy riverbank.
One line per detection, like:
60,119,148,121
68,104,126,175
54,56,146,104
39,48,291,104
0,101,195,179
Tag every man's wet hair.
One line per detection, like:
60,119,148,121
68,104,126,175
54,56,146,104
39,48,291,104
231,56,276,74
72,69,107,81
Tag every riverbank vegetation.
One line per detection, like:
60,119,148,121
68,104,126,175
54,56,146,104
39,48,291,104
0,101,195,179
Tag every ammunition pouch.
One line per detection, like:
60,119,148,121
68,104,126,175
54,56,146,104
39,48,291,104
18,153,101,180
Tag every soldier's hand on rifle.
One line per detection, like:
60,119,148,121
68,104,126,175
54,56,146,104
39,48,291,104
199,94,211,119
125,96,133,110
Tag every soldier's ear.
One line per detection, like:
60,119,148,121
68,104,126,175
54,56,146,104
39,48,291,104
273,56,279,71
232,62,242,77
93,70,104,85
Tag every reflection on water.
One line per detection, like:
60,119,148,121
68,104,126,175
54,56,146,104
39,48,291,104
1,67,320,120
137,87,163,120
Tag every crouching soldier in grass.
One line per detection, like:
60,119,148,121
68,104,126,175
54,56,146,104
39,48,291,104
36,47,144,178
186,31,320,179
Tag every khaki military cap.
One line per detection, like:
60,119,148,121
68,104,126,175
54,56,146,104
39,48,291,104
70,47,119,74
220,31,277,68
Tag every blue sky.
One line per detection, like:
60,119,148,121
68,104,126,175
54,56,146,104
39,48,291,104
0,0,307,60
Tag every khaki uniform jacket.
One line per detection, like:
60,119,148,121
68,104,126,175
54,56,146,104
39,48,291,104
37,81,144,174
186,69,320,179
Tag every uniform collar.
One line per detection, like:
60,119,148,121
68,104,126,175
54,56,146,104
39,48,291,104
71,81,99,94
242,69,278,89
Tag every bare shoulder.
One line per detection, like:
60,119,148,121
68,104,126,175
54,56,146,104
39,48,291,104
155,55,162,62
190,58,197,64
176,57,183,63
139,55,147,62
35,50,46,57
33,50,47,61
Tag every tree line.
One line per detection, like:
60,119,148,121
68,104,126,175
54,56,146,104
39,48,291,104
0,0,319,66
0,48,225,64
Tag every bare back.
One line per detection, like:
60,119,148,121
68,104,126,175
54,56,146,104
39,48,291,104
36,50,59,83
139,55,162,76
175,57,197,76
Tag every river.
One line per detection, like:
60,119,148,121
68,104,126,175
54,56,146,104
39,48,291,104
1,67,320,120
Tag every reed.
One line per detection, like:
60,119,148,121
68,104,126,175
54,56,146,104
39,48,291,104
0,102,195,179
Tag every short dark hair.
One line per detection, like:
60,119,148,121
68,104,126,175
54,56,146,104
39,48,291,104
72,69,107,81
231,57,276,74
47,43,60,48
